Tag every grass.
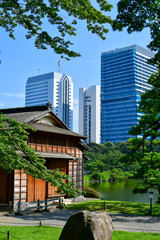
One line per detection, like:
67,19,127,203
0,226,160,240
112,231,160,240
67,200,160,216
0,226,62,240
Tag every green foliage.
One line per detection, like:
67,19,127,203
85,169,131,183
83,185,100,199
83,174,90,182
90,172,102,181
0,0,114,60
113,0,160,199
100,171,110,181
85,160,106,175
114,0,160,66
108,168,128,181
121,138,160,197
0,113,78,196
115,142,131,154
84,171,110,183
84,142,136,175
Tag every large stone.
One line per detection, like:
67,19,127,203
59,211,113,240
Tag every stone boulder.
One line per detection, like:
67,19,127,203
59,211,113,240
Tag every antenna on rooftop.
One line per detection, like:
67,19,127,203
86,80,88,89
58,59,60,73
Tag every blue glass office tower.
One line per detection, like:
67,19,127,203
101,45,156,143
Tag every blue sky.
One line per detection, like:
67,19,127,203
0,1,151,132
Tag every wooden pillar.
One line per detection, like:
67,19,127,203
66,137,68,154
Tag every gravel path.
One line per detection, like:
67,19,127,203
0,209,160,233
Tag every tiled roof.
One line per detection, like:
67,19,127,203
29,123,86,139
0,105,87,140
2,110,50,123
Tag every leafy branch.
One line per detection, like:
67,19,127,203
0,0,114,59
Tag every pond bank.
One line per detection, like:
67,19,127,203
84,179,159,204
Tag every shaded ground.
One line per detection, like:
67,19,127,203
0,209,160,233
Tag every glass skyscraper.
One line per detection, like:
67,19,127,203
25,72,73,130
101,45,157,143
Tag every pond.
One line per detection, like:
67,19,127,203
85,179,159,204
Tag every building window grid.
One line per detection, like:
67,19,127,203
101,46,155,143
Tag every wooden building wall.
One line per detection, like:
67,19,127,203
0,131,84,204
28,131,84,191
14,170,27,204
0,168,13,203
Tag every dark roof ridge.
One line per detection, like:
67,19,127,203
1,105,71,130
0,105,51,114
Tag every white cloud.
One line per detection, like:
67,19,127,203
1,93,25,98
0,102,4,107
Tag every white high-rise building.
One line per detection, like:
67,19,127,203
25,72,73,130
79,85,100,144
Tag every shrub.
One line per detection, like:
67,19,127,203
83,186,100,199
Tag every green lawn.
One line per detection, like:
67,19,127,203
67,200,160,216
112,231,160,240
0,226,160,240
0,226,62,240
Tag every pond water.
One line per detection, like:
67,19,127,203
85,179,158,204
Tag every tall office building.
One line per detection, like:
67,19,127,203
25,72,73,130
101,45,156,143
79,85,100,144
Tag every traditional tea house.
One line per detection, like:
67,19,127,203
0,105,88,208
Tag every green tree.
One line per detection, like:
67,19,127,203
90,172,102,181
0,113,78,196
0,0,114,60
109,168,126,182
85,160,106,175
114,0,160,66
84,142,128,173
114,0,160,200
115,142,130,154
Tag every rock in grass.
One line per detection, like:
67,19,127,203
59,211,113,240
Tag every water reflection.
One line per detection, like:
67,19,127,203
85,179,158,204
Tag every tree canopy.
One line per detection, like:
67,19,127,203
0,113,78,196
84,142,134,173
0,0,114,60
115,0,160,199
114,0,160,66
